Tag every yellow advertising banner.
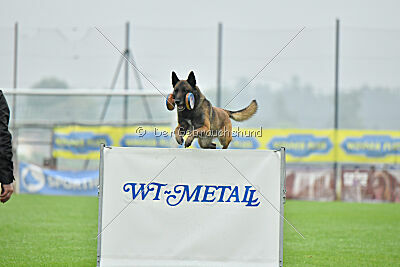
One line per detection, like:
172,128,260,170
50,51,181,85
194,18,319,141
337,129,400,164
52,125,400,164
53,125,173,160
257,128,335,163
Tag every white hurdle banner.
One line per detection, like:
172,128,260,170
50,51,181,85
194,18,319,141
97,146,286,267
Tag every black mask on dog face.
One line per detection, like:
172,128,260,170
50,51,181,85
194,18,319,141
167,71,197,111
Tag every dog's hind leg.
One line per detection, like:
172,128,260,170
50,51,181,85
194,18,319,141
218,121,232,149
220,140,231,149
198,137,216,149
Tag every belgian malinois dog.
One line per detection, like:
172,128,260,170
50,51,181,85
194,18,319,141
167,71,257,149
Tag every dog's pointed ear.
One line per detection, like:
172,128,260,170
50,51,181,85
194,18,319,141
187,71,196,88
172,71,180,87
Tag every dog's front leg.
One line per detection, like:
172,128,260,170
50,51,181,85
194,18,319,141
174,124,185,145
184,131,195,148
185,121,210,148
192,122,210,138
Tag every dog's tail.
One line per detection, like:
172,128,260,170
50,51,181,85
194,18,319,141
224,100,258,122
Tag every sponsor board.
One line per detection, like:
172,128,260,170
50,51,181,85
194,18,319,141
53,126,400,164
338,130,400,163
53,125,173,159
262,129,334,163
97,147,284,266
19,162,98,196
341,166,400,202
285,167,335,201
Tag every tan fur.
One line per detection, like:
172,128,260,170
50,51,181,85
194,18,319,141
224,100,258,122
171,71,257,149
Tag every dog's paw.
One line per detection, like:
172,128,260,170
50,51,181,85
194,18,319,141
175,135,184,145
184,140,192,148
184,136,194,148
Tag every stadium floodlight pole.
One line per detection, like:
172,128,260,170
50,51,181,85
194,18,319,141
216,22,223,107
124,21,130,126
123,21,130,125
12,22,19,193
13,23,18,90
12,22,18,128
333,19,340,201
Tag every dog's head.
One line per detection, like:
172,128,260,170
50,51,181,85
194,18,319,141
171,71,200,112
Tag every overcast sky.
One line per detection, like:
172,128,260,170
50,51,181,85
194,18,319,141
1,0,400,96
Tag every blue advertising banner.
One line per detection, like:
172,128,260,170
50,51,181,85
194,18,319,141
19,162,98,196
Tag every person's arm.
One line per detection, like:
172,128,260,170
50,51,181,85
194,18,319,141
0,91,15,203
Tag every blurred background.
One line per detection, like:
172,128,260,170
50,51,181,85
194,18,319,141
0,0,399,202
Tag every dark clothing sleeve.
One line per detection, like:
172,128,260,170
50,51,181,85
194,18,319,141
0,91,14,184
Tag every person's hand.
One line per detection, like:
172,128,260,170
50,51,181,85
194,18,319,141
1,183,14,203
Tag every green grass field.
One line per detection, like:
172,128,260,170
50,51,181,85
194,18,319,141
0,195,399,266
